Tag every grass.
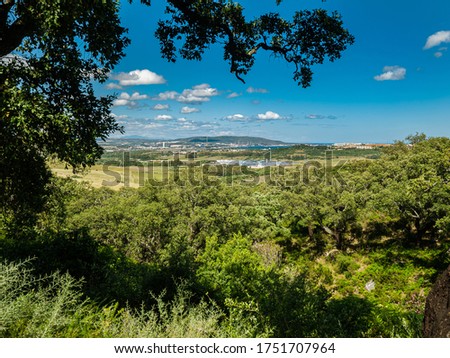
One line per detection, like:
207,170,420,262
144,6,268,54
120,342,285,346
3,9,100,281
52,165,167,189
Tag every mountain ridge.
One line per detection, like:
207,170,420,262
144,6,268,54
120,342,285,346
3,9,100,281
106,135,290,146
173,136,288,145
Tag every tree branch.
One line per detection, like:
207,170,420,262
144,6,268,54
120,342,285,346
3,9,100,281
219,22,246,83
0,0,15,22
0,1,33,57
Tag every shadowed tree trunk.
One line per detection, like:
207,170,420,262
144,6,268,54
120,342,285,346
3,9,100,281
423,264,450,337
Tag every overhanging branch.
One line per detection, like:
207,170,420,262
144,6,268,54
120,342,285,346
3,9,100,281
0,1,32,57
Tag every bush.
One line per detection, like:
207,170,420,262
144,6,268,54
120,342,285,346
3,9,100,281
0,260,267,338
0,260,88,337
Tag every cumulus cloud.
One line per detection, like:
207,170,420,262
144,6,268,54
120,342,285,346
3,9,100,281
112,92,149,107
180,106,200,114
177,95,209,104
227,92,241,98
127,92,149,100
153,91,179,101
152,104,170,110
152,84,219,104
112,69,166,86
374,66,406,81
225,114,247,121
257,111,281,120
190,83,218,96
177,84,219,103
424,31,450,49
247,86,269,94
155,114,173,121
113,98,134,107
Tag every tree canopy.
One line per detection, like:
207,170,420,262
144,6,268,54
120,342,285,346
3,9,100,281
155,0,354,87
0,0,354,220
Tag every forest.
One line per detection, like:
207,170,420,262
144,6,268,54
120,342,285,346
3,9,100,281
1,135,449,337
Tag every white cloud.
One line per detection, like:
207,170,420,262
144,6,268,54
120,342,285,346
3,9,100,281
227,92,241,98
374,66,406,81
225,114,247,121
177,117,188,122
152,104,170,110
113,98,135,107
113,91,148,107
121,92,148,100
155,114,173,121
181,106,200,114
153,91,179,101
306,114,322,119
190,83,219,96
257,111,281,120
0,54,28,68
152,84,219,104
214,130,235,136
424,31,450,49
433,47,448,58
111,113,129,120
247,86,269,94
177,84,218,104
177,94,209,103
113,69,166,86
106,82,123,90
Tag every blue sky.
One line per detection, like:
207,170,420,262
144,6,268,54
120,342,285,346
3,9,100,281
100,0,450,143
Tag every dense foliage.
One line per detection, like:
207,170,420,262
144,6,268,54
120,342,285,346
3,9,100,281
1,0,128,222
1,136,449,337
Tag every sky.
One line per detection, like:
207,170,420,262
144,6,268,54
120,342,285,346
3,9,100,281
99,0,450,143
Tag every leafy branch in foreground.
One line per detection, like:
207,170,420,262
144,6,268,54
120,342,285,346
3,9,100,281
156,0,354,87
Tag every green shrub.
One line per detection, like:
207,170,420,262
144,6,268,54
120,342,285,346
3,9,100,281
0,260,88,337
0,260,268,338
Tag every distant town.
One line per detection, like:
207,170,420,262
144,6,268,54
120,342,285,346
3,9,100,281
101,136,392,153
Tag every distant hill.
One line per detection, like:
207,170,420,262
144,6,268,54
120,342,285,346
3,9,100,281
174,136,288,146
103,135,289,146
